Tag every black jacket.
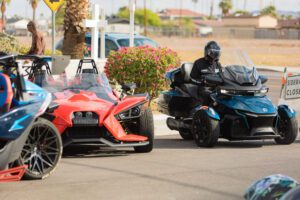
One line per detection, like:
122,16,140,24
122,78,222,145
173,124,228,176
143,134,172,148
190,57,220,83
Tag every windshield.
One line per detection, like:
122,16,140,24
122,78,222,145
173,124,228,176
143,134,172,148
223,65,259,86
117,38,158,48
38,73,113,97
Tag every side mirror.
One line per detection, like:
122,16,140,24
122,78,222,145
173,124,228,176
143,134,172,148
46,102,59,113
260,75,268,84
121,83,136,92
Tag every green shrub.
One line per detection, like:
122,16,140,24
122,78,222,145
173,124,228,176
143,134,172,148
105,46,181,99
0,33,20,53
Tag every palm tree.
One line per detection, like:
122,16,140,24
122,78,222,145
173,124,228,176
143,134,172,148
0,0,11,32
62,0,89,59
219,0,232,17
261,5,277,18
28,0,39,22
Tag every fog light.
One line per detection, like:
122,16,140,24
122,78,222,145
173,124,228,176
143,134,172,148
75,112,83,118
86,112,93,118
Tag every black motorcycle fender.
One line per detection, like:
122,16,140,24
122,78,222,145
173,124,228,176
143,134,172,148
194,106,220,121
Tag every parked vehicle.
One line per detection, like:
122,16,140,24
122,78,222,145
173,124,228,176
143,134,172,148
33,59,154,153
56,33,158,57
0,55,62,181
158,63,298,147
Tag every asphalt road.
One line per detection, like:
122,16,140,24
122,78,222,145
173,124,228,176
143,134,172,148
1,70,300,200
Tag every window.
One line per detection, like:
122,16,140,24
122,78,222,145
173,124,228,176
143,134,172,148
117,38,158,48
105,39,119,56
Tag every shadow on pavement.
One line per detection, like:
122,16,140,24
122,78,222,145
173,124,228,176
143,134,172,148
63,145,131,159
154,137,267,149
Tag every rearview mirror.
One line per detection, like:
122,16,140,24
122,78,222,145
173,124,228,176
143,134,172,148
260,75,268,84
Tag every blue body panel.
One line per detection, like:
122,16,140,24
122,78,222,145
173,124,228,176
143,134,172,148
0,79,49,141
214,95,277,114
278,105,297,119
165,68,180,81
194,105,220,120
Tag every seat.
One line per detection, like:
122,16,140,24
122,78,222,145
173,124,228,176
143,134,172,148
181,63,194,82
82,69,97,74
34,70,47,87
0,74,13,114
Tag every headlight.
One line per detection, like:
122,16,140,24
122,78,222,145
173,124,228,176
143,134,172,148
260,88,269,95
219,88,269,96
220,89,230,94
116,105,142,120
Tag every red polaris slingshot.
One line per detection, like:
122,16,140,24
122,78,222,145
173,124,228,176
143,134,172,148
36,59,154,153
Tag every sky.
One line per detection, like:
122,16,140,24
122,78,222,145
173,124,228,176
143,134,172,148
6,0,300,19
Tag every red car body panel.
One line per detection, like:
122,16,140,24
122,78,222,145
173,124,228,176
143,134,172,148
112,96,148,115
52,90,149,142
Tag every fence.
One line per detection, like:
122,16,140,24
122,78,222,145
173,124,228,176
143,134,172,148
147,26,300,40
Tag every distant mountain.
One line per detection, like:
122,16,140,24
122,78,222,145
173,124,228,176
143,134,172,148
251,10,300,17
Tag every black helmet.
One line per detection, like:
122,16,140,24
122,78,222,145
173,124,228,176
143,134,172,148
204,41,221,62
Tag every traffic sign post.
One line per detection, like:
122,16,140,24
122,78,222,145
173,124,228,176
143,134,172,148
52,11,55,55
43,0,64,55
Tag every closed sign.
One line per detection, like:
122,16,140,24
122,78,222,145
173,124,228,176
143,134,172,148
285,75,300,99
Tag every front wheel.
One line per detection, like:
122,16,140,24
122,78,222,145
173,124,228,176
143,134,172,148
275,117,298,145
15,118,63,180
192,110,220,148
134,108,154,153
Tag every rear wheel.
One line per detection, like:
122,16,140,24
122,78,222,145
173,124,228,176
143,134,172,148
15,118,62,180
192,110,219,148
134,108,154,153
275,116,298,145
179,130,193,140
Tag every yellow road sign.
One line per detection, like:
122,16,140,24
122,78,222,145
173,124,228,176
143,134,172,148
43,0,64,12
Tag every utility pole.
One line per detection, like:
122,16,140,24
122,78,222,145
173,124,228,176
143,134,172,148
179,0,183,25
260,0,264,10
210,0,213,18
144,0,147,36
244,0,247,11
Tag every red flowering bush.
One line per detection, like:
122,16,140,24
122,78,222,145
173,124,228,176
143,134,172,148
105,46,181,99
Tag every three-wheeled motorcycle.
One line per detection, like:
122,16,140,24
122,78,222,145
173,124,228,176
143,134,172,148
0,55,62,181
158,63,298,147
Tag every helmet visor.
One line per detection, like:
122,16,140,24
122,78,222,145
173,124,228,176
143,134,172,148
208,49,221,61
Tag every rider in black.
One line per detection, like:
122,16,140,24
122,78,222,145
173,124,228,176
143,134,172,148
190,41,221,84
190,41,222,105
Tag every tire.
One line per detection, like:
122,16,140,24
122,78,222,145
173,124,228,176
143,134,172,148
15,118,63,180
179,130,193,140
275,116,298,145
192,110,219,148
134,108,154,153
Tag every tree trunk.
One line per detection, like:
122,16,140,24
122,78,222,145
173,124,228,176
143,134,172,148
33,8,36,22
62,0,89,59
32,1,38,22
1,0,6,32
